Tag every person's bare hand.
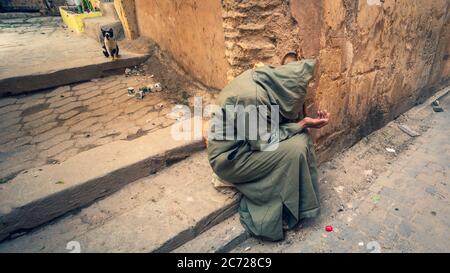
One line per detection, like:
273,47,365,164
298,110,330,129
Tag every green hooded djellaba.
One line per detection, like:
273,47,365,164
207,60,320,241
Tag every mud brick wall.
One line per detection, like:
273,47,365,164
296,0,450,159
221,0,300,80
133,0,450,159
134,0,230,89
114,0,139,39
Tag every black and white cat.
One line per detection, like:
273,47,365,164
101,28,119,60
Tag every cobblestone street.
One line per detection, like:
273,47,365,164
0,14,218,183
233,91,450,253
0,16,98,80
0,74,179,182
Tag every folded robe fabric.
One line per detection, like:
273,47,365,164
207,60,320,241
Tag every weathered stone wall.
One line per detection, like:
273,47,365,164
219,0,450,158
114,0,139,40
133,0,450,159
291,0,450,159
134,0,230,89
221,0,300,81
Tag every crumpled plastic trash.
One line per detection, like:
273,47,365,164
127,87,135,97
432,100,444,112
385,148,396,153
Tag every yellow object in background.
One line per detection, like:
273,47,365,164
59,6,102,33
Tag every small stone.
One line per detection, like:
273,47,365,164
398,124,420,137
386,148,396,153
46,159,60,165
334,186,344,194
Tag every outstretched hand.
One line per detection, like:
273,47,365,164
298,110,330,129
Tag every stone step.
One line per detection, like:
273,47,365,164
172,214,249,253
0,12,42,20
83,2,123,43
0,52,147,96
0,152,240,253
0,124,205,242
84,16,124,43
98,2,119,20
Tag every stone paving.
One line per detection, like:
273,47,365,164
0,16,61,34
294,109,450,254
0,74,180,182
233,93,450,253
0,16,137,82
1,17,83,79
0,15,217,183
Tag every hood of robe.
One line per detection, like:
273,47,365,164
253,59,316,120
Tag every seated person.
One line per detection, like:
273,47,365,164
206,53,330,241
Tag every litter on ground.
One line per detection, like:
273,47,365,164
398,124,420,137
